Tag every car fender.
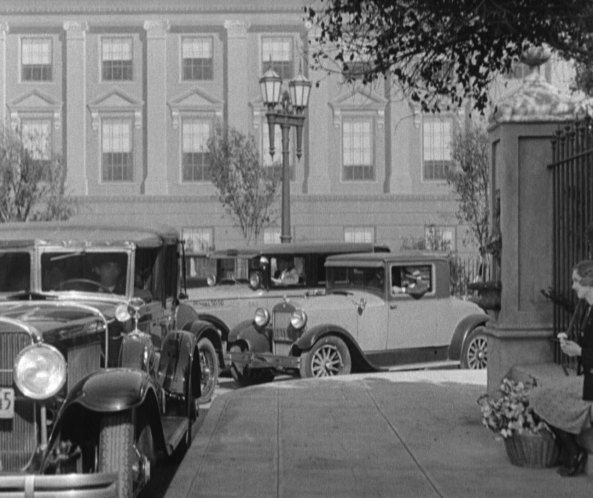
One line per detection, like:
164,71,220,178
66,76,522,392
448,314,490,360
196,313,229,341
228,319,270,353
62,368,157,413
295,324,379,372
158,329,201,398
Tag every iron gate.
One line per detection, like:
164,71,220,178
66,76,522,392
549,116,593,365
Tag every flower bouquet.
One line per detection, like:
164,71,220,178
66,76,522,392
478,378,559,467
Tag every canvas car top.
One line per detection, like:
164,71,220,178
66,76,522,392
324,251,451,267
209,241,390,259
0,221,179,248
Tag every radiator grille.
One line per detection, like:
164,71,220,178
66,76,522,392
68,342,101,390
0,330,36,471
272,310,292,342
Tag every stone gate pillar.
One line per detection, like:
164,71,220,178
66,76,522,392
486,54,590,396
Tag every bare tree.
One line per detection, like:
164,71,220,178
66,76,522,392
0,124,76,222
305,0,593,112
446,119,490,251
207,123,280,244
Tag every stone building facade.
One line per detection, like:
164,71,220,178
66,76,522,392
0,0,571,276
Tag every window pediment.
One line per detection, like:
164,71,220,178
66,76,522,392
88,89,143,130
329,86,387,128
8,90,62,129
168,88,223,129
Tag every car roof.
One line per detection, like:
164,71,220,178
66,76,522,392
0,221,179,249
325,251,450,267
208,242,390,259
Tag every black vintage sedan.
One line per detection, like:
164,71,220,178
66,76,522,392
0,222,217,497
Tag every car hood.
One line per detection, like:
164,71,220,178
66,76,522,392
282,290,383,313
187,285,266,300
0,298,119,336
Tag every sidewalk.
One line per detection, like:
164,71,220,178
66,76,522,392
168,369,592,497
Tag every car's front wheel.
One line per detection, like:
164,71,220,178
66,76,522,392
300,335,352,378
461,326,488,369
198,338,219,404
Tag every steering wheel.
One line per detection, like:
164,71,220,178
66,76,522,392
56,278,113,293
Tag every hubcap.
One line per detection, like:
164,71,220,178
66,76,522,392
311,345,343,377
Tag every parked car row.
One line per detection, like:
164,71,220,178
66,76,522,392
0,222,488,496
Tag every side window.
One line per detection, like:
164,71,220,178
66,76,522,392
270,255,304,287
390,264,433,295
0,253,30,292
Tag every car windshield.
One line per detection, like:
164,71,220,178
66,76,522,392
326,266,385,293
0,252,31,294
40,251,129,295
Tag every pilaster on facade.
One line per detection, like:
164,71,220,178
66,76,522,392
144,19,170,195
63,20,89,195
224,19,250,132
0,22,9,127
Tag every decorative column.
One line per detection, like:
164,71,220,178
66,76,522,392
485,51,591,396
224,20,250,132
63,21,89,195
143,20,170,195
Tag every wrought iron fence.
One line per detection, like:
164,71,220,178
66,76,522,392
549,116,593,367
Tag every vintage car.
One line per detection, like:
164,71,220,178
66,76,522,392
186,242,389,379
0,222,221,497
227,252,490,385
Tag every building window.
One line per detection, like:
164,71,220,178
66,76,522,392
344,226,374,243
182,37,213,81
261,37,293,80
182,119,211,182
342,118,374,181
263,227,281,244
182,227,214,254
422,115,452,181
102,118,133,182
424,225,455,252
262,123,295,181
21,38,52,81
102,37,133,81
21,118,52,166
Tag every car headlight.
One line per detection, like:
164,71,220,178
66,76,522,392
290,310,307,330
115,303,131,322
14,344,66,400
253,308,270,327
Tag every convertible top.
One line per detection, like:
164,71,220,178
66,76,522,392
209,242,390,259
0,221,180,249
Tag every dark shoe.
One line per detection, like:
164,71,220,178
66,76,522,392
557,449,587,477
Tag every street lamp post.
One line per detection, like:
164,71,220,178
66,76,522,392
259,67,311,243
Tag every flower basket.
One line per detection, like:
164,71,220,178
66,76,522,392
503,431,560,468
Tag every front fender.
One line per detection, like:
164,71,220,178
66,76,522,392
228,319,271,353
63,368,155,413
449,314,490,360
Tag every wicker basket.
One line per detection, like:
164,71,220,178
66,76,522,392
504,432,560,468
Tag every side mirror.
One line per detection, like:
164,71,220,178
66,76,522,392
406,280,429,300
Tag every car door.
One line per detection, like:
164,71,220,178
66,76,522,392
386,263,437,351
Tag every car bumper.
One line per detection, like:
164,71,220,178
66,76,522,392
226,350,300,370
0,472,118,497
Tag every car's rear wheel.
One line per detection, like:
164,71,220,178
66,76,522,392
198,338,219,404
461,326,488,369
300,335,352,378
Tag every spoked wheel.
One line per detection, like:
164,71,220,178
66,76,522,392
300,335,352,378
462,327,488,369
197,338,219,404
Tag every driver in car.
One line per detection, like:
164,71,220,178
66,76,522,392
93,256,125,293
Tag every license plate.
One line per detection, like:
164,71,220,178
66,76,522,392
0,388,14,419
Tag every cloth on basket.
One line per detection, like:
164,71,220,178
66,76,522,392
531,375,593,435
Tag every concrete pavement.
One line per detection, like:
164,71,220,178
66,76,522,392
168,369,593,497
